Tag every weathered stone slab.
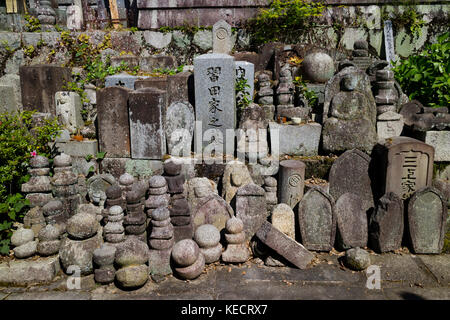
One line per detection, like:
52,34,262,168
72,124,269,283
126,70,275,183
407,187,446,254
192,193,234,233
278,160,305,209
20,65,72,115
423,131,450,162
236,60,255,100
329,149,374,214
167,72,195,107
298,187,336,252
105,73,148,89
235,183,267,241
165,101,195,157
369,192,404,253
213,20,232,54
134,76,168,91
55,91,83,133
377,111,404,141
0,85,17,113
194,53,236,154
271,203,295,240
0,256,60,286
256,221,314,270
335,193,368,249
128,87,166,159
268,122,321,156
139,55,176,72
372,136,434,201
97,86,132,157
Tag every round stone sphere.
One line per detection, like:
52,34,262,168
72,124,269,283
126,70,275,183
53,153,72,167
66,212,99,240
226,217,244,234
302,52,335,83
194,224,221,248
171,239,200,267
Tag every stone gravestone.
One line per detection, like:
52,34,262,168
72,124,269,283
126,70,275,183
278,160,305,210
66,5,83,30
213,20,232,54
329,149,375,215
407,187,446,254
0,85,17,113
236,61,255,100
235,183,267,241
194,53,236,155
192,193,234,234
297,187,336,252
255,221,314,270
322,67,377,154
383,20,396,65
55,91,83,134
165,101,195,157
20,65,72,116
97,86,132,157
128,88,166,159
105,73,148,90
372,137,434,201
369,192,404,253
335,193,368,249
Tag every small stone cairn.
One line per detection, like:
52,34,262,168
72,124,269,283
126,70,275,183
93,244,117,284
123,188,147,242
257,72,273,106
104,205,126,244
374,69,398,115
351,40,373,72
263,176,278,213
171,239,205,280
42,200,66,229
37,224,61,256
194,224,222,264
145,175,170,226
23,207,46,237
119,173,135,197
114,237,149,288
148,207,174,281
103,184,124,221
59,211,102,275
276,65,295,107
11,227,37,259
51,153,79,218
164,161,193,242
21,155,53,207
221,217,249,263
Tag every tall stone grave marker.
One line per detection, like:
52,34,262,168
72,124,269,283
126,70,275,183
335,193,368,249
235,183,267,241
55,91,83,134
298,187,336,252
278,160,305,209
194,53,236,155
213,20,232,54
20,65,72,116
407,187,446,254
372,137,434,201
165,101,195,157
128,88,166,159
383,20,396,65
236,61,255,100
369,192,403,253
329,149,374,214
97,86,132,157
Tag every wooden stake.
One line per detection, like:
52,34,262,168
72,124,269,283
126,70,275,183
109,0,120,29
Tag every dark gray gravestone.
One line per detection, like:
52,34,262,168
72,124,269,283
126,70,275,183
298,187,336,252
256,221,314,270
97,86,132,158
165,101,195,157
335,193,368,249
20,65,72,115
235,183,267,241
128,88,166,159
407,187,446,254
369,192,404,253
329,149,374,214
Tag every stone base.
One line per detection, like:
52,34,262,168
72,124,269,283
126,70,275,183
268,122,321,156
55,140,99,157
100,158,164,180
0,256,60,286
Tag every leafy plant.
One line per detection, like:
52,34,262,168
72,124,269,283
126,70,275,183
236,77,252,112
151,65,184,76
381,3,425,36
245,0,326,44
24,13,41,32
393,32,449,108
294,76,318,108
0,111,62,254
